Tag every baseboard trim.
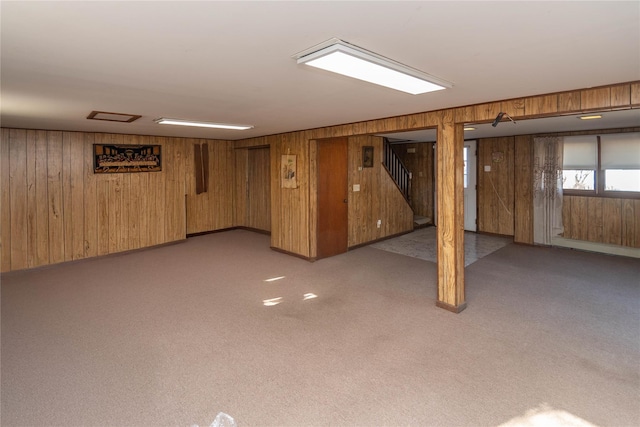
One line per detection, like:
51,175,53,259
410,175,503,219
348,228,416,250
0,238,187,276
551,237,640,259
270,246,314,262
236,226,271,236
436,300,468,313
187,226,271,238
186,227,238,238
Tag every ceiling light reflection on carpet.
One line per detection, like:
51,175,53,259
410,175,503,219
303,293,318,301
154,118,254,130
264,276,285,282
263,297,283,307
295,39,452,95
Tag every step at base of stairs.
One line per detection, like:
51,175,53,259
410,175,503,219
414,216,431,226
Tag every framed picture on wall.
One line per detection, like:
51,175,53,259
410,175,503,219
281,154,297,188
93,144,162,173
363,146,374,168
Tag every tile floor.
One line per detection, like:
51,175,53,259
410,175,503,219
370,226,512,266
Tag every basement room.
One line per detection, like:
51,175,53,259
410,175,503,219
1,2,638,426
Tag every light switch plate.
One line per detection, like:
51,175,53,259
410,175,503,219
484,165,491,172
353,184,360,192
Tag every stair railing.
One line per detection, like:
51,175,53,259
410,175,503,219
383,139,412,204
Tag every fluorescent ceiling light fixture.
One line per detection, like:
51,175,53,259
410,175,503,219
578,115,602,120
154,118,253,130
464,127,476,131
294,39,452,95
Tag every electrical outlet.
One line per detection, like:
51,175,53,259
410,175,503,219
484,165,491,172
376,219,382,228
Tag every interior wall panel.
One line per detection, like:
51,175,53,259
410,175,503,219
25,131,37,268
247,147,271,232
2,81,638,270
562,195,639,248
0,130,191,272
477,137,515,236
236,82,638,258
47,131,65,265
514,135,534,244
35,130,49,267
1,129,12,272
233,148,248,228
185,138,234,235
9,128,28,270
347,135,413,247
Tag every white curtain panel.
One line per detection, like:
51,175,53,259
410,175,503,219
533,137,564,245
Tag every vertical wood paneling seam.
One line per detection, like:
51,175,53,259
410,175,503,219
1,130,10,270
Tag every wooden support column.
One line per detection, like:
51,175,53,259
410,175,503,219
435,111,466,313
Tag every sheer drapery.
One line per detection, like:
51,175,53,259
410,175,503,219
533,137,564,245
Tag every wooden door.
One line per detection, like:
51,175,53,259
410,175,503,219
317,137,348,258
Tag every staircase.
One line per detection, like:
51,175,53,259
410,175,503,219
383,138,412,204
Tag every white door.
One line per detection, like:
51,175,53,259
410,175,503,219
464,140,477,231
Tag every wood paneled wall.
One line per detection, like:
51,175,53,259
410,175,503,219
233,148,249,227
563,196,640,248
274,132,312,256
1,129,187,272
249,133,311,256
392,142,435,222
487,128,640,247
247,147,271,231
3,81,638,271
477,137,515,236
185,139,234,235
514,135,534,244
234,81,637,259
231,133,313,257
347,136,413,247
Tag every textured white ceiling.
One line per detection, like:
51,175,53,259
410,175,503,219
1,1,639,140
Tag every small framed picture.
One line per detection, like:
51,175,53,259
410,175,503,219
281,154,297,188
362,146,374,168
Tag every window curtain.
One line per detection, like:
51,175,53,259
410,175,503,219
533,136,564,245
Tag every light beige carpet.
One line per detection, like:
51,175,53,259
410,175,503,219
2,230,638,426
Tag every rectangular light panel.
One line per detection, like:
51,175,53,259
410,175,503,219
296,40,452,95
154,118,253,130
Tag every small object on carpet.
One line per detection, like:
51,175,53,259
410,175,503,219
192,412,236,427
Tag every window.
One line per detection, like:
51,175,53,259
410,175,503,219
562,132,640,195
562,136,597,191
600,133,640,192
